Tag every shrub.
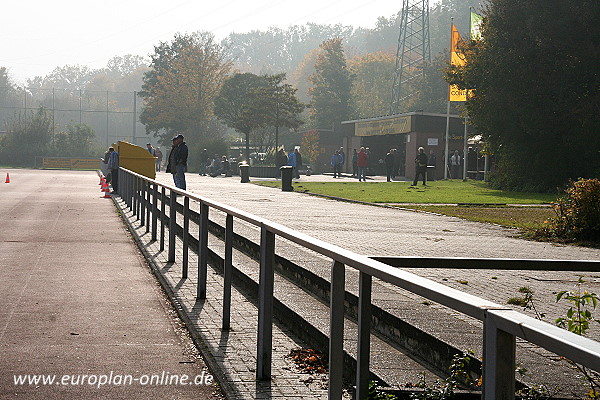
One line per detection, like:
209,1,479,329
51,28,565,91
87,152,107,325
537,178,600,242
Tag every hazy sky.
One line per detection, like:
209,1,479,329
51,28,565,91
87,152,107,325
1,0,401,84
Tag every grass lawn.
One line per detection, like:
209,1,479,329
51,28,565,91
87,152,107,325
253,179,559,232
403,205,555,230
254,179,557,204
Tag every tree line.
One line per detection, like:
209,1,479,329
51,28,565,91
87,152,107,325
2,0,596,192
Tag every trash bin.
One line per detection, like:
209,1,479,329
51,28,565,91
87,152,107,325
427,166,435,181
280,166,293,192
239,163,250,183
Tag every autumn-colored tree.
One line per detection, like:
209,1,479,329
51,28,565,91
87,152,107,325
308,38,354,132
139,32,232,145
300,129,320,165
348,51,395,118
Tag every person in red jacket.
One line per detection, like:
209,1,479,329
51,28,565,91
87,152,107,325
357,147,368,182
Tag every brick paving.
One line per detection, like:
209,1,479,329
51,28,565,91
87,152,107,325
127,172,600,398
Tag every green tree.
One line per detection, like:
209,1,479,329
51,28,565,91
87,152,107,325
446,0,600,191
246,73,305,153
0,107,53,166
214,73,267,161
308,38,354,132
0,67,20,125
139,32,232,144
52,123,99,158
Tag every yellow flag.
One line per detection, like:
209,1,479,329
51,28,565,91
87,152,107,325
449,23,467,102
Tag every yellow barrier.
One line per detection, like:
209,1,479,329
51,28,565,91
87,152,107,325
117,141,156,179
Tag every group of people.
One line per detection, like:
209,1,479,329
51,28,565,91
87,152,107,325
276,148,303,179
199,150,231,178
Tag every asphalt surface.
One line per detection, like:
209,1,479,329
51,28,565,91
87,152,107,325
0,169,224,399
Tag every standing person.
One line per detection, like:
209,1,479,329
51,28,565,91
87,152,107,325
275,148,287,179
357,147,368,181
107,146,119,193
287,148,297,179
155,147,163,172
146,143,156,156
294,148,303,179
331,150,343,178
365,147,372,175
428,149,437,181
392,149,400,180
385,149,395,182
352,149,358,178
412,146,428,186
450,150,462,179
166,134,188,190
338,147,345,175
103,147,113,183
199,149,209,176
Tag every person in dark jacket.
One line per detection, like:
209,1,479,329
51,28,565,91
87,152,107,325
412,147,428,186
294,148,303,178
385,149,395,182
107,147,119,193
198,149,209,176
166,134,188,190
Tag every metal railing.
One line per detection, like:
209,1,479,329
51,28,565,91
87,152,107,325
116,167,600,400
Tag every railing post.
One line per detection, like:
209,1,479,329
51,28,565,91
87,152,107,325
160,187,166,252
128,173,134,209
140,180,146,227
168,190,176,263
222,214,233,331
483,311,516,400
145,180,151,232
328,260,345,399
125,172,131,208
151,183,158,241
182,196,190,279
256,224,275,380
133,176,140,220
356,272,372,399
136,177,142,220
197,202,209,300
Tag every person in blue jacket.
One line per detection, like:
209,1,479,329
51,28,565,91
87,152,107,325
287,148,297,179
331,150,343,178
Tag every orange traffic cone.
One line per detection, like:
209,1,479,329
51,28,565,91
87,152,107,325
101,181,111,198
99,176,106,185
5,173,10,183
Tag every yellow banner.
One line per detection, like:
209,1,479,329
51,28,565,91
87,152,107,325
42,158,100,170
449,85,467,102
355,115,412,137
449,24,467,102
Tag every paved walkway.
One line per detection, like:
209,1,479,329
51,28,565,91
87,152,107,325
0,169,223,399
147,172,600,398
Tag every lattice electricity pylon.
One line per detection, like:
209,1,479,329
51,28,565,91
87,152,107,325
390,0,431,115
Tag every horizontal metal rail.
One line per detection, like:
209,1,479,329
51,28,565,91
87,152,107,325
371,256,600,271
116,167,600,400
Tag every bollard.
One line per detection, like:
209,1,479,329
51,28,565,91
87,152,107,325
280,166,293,192
239,163,250,183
